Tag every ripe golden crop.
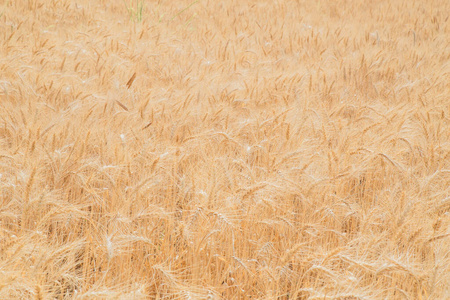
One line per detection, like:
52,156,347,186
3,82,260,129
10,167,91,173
0,0,449,298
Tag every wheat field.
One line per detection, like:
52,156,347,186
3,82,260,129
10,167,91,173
0,0,449,299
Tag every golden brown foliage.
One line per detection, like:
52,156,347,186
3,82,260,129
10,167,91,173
0,0,449,299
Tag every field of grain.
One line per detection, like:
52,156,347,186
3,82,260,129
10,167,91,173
0,0,449,299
